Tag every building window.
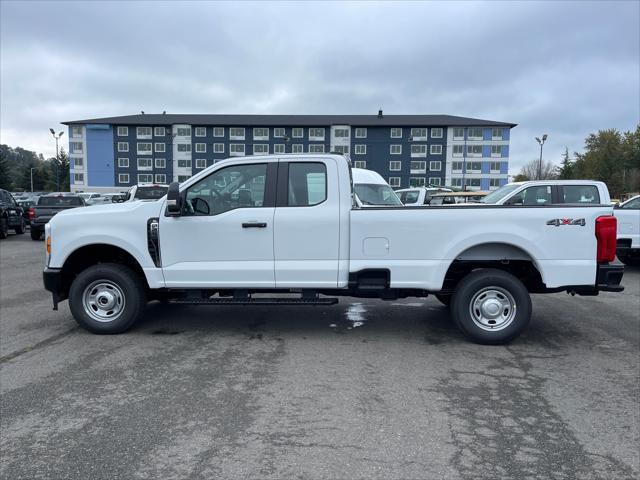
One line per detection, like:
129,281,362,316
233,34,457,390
453,127,464,140
195,158,206,169
308,144,325,153
195,143,206,153
176,127,191,137
389,160,401,171
292,144,303,153
451,178,462,187
230,144,245,156
309,128,325,140
468,127,483,140
253,128,269,140
137,142,152,155
274,144,285,154
155,158,166,169
429,177,442,186
213,127,224,137
410,161,426,173
430,145,443,155
430,161,442,171
355,144,366,155
229,127,245,140
492,128,503,140
431,128,443,139
137,127,152,139
388,177,401,188
154,126,165,137
355,128,367,138
490,178,501,188
467,178,481,188
410,128,427,140
195,127,207,137
118,173,129,184
390,128,402,138
138,174,153,183
390,145,402,155
467,162,482,172
333,128,349,138
137,158,152,170
177,144,191,153
178,175,190,182
118,157,129,168
70,142,83,153
273,127,285,138
71,126,83,138
453,145,464,156
354,160,367,169
490,161,501,172
292,128,304,138
73,157,83,168
410,145,427,157
468,145,482,156
117,142,129,152
117,126,128,137
253,144,269,154
213,143,224,153
452,161,463,172
333,145,349,154
410,177,426,187
491,145,502,156
155,142,166,153
177,159,192,168
155,174,166,184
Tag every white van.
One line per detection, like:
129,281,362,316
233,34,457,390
352,168,402,207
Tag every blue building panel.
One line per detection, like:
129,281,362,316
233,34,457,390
480,178,490,190
483,128,492,141
500,162,509,174
86,125,115,187
501,145,509,157
502,128,510,141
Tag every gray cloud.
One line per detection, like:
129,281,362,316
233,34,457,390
1,0,638,173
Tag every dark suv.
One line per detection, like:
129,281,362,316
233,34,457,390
0,189,26,239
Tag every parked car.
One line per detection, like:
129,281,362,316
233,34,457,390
78,192,112,206
0,189,26,238
429,191,489,205
396,186,453,206
43,154,624,345
352,168,402,207
614,195,640,265
479,180,610,206
125,184,169,202
103,193,127,203
30,193,85,240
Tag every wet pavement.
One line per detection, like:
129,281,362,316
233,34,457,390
1,232,638,479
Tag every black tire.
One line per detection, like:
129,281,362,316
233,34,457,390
30,228,42,240
451,268,532,345
68,263,147,334
14,218,25,234
435,293,451,307
0,217,8,239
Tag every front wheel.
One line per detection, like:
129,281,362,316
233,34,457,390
451,269,532,345
0,217,8,239
68,263,147,334
14,218,25,234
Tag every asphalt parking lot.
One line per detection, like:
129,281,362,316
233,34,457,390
1,232,638,480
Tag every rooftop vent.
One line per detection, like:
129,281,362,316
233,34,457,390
378,109,383,118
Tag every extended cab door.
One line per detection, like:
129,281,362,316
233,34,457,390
273,158,341,288
159,160,277,288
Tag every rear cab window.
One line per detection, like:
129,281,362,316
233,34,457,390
287,163,327,206
560,185,600,204
399,191,419,204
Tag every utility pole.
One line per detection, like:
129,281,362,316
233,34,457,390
49,128,64,191
535,134,548,180
462,127,467,191
30,167,35,192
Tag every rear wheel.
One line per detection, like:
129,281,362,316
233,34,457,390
14,218,25,234
68,263,147,334
0,217,8,239
451,269,532,345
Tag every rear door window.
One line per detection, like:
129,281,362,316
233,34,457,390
287,163,327,206
561,185,600,204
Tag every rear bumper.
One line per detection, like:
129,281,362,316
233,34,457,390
43,267,66,309
596,263,625,292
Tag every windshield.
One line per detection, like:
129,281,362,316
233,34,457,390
135,186,168,200
354,184,402,205
38,196,84,206
480,184,521,203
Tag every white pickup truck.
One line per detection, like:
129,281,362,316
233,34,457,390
43,154,624,344
614,195,640,265
480,180,610,206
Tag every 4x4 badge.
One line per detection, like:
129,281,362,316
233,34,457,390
546,218,586,227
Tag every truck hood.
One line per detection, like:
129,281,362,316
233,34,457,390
51,199,164,224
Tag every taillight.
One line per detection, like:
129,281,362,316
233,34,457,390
28,207,35,220
595,216,617,263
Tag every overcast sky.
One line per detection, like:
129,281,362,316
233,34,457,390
1,0,638,174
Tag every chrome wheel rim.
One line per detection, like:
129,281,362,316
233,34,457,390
82,280,126,323
469,286,516,331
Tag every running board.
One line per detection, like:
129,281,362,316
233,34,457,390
169,297,339,306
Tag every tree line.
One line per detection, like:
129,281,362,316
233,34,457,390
0,144,70,192
514,125,640,197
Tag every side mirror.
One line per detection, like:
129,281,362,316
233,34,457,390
166,182,182,216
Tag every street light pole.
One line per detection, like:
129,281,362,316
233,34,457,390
49,128,64,191
30,167,36,192
535,134,548,180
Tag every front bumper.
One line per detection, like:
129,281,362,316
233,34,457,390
596,263,625,292
43,267,66,310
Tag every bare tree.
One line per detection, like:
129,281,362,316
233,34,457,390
517,158,557,180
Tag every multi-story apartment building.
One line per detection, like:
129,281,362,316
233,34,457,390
62,113,515,192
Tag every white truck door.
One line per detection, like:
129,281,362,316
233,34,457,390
159,161,277,288
273,158,341,288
